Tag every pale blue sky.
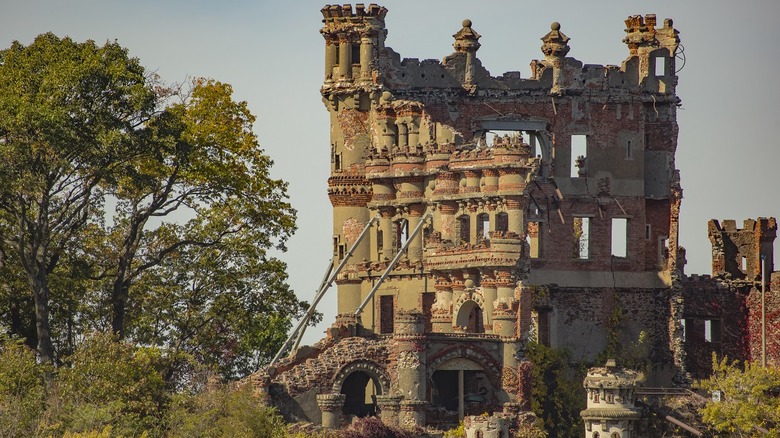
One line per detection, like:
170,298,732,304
3,1,779,345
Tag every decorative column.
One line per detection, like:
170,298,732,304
379,207,395,260
407,204,425,263
431,273,454,333
505,198,524,235
359,32,374,82
493,269,517,337
375,395,403,427
452,19,481,86
394,311,427,428
317,393,346,429
438,201,458,243
338,36,352,80
450,271,466,328
324,39,337,81
480,270,497,333
540,22,570,94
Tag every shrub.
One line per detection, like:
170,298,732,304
0,337,48,437
340,416,415,438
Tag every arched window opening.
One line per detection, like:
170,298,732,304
341,371,381,418
495,213,508,233
455,300,485,334
477,213,490,241
457,215,470,244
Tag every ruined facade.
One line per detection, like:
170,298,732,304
251,4,779,431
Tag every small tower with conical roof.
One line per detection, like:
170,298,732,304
581,360,643,438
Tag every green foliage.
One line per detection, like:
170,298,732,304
443,421,465,438
167,384,287,438
0,33,308,378
0,337,48,437
525,342,585,438
696,354,780,436
42,332,170,437
0,32,154,362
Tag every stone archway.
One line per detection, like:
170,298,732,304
455,299,484,333
331,360,391,419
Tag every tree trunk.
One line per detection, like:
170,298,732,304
30,273,54,363
111,280,129,339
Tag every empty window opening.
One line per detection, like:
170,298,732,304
680,319,687,342
626,140,633,160
395,219,408,251
611,218,628,258
537,309,551,346
655,56,666,77
334,46,340,65
705,319,721,343
351,44,361,65
334,153,342,171
457,215,471,244
740,256,747,272
659,236,669,266
477,213,490,240
341,371,380,418
645,224,652,240
571,135,587,178
333,236,339,256
338,244,345,260
455,300,484,333
495,213,508,233
431,369,490,418
379,295,394,334
485,130,524,148
573,217,590,259
526,221,542,258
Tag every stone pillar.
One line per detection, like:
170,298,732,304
393,311,427,428
432,273,454,333
438,202,458,243
407,204,425,263
376,395,403,427
482,169,498,192
452,20,481,87
408,121,420,147
317,393,345,429
450,271,466,327
325,40,337,81
338,37,351,80
505,198,524,235
359,33,373,82
480,270,497,333
379,207,394,260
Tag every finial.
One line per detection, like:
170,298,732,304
452,18,481,53
551,22,560,31
540,21,570,58
463,19,472,28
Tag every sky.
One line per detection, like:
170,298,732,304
3,0,779,346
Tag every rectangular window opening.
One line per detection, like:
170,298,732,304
571,135,587,178
626,140,633,160
396,219,409,249
655,56,666,77
496,213,508,233
704,320,712,343
485,130,525,148
338,244,345,260
458,215,470,244
380,295,394,334
537,309,551,346
422,292,435,332
477,214,490,240
612,218,628,258
351,44,361,65
333,236,339,256
527,221,542,259
740,256,747,272
645,224,652,240
573,216,590,259
334,46,340,66
334,153,342,171
680,319,687,342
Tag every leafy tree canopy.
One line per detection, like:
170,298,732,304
0,33,307,378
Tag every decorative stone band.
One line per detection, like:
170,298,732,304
316,393,346,412
580,407,641,420
399,399,428,411
375,395,403,410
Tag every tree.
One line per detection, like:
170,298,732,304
0,34,307,373
0,33,154,362
696,354,780,436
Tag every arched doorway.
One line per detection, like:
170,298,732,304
430,357,493,421
340,371,381,418
455,300,484,333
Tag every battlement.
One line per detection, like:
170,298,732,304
321,3,387,21
708,217,776,279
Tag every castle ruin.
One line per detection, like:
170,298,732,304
250,4,779,432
